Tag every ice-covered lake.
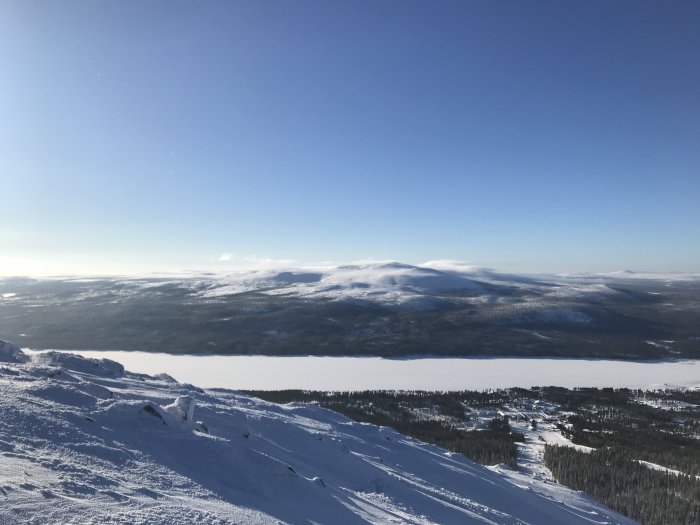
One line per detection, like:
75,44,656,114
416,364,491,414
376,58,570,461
25,350,700,391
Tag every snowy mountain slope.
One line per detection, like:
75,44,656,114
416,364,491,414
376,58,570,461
195,262,486,305
190,261,698,301
0,340,636,524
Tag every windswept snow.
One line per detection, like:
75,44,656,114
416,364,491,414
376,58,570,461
0,341,636,524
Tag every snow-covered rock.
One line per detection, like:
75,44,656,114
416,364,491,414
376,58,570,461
164,396,196,424
0,339,28,363
30,350,124,376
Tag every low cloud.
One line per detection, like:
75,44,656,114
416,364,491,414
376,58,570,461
218,253,233,262
242,256,298,268
421,260,488,273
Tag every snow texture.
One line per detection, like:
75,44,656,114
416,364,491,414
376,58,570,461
0,339,29,363
0,340,637,524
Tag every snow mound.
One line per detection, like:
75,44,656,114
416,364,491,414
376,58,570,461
30,350,124,377
0,339,29,363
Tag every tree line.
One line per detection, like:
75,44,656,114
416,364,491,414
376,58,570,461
545,444,700,525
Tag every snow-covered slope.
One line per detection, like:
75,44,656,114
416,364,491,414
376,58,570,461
196,262,486,306
0,340,636,524
184,261,635,315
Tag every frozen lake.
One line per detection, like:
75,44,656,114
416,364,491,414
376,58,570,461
25,350,700,391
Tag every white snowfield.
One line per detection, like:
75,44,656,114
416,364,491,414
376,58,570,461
0,340,637,525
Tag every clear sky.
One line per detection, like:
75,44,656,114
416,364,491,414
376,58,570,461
1,0,698,275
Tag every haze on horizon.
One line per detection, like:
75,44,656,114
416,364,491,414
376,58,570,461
1,1,699,277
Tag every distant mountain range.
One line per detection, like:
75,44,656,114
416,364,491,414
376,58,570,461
1,262,699,359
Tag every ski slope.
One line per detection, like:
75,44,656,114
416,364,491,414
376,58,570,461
0,340,636,524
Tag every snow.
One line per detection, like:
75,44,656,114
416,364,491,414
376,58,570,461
542,283,619,299
196,262,485,305
0,339,29,363
112,261,692,316
163,396,197,425
12,262,689,323
636,460,700,480
24,350,700,391
0,341,636,524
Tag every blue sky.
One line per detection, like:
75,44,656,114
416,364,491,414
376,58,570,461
1,1,698,275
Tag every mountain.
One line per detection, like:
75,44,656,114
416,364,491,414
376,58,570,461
0,341,636,524
1,262,699,359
